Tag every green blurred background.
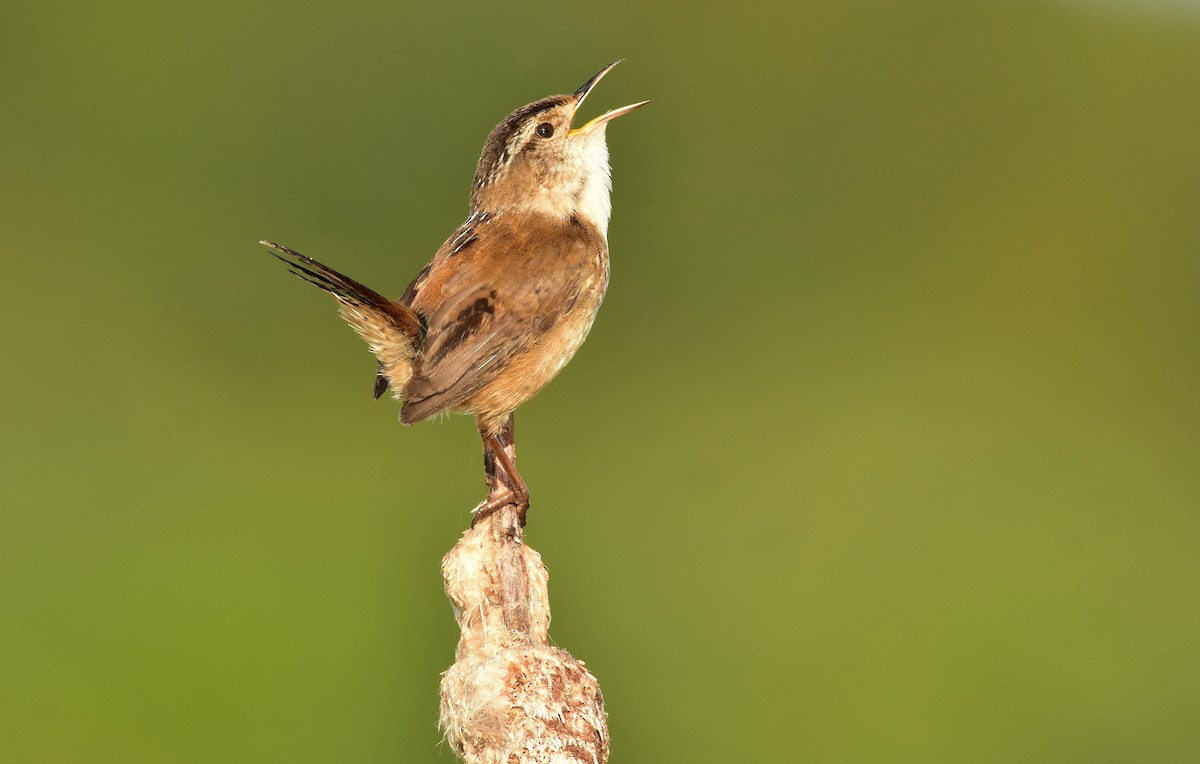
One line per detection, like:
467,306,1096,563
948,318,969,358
3,0,1198,760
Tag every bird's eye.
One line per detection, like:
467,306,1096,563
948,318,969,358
536,122,554,138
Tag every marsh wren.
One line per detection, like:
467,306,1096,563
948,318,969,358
263,61,647,522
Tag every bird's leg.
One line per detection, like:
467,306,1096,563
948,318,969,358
474,414,529,527
482,414,515,496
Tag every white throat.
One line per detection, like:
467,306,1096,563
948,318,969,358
572,132,612,238
512,131,613,238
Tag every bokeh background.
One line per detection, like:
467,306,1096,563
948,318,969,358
3,0,1198,761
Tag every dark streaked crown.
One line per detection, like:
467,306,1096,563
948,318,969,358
472,95,573,191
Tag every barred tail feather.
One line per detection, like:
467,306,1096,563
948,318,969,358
261,240,424,398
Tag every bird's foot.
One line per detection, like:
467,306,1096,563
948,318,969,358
471,488,530,528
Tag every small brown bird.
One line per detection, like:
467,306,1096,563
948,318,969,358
263,61,647,522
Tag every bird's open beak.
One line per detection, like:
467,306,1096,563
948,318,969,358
569,60,650,137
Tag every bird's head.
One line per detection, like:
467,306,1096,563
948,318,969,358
470,61,648,236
